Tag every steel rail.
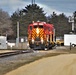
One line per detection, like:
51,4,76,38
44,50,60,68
0,49,34,58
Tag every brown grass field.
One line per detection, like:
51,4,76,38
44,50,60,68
0,46,76,75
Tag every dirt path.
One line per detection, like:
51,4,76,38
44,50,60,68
5,54,76,75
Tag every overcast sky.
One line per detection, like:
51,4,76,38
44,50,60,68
0,0,76,16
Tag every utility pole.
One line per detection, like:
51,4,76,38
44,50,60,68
17,21,19,46
32,0,35,4
69,15,74,32
31,0,35,21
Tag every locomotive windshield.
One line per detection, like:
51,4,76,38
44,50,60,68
34,25,43,28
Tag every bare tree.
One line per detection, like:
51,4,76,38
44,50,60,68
0,9,13,36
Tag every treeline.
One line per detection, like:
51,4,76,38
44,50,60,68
0,4,76,39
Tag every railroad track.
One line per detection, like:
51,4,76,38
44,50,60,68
0,49,34,58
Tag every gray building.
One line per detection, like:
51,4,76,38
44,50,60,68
0,36,7,49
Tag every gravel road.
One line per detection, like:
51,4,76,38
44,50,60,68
5,54,76,75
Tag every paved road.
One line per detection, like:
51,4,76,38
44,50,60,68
5,54,76,75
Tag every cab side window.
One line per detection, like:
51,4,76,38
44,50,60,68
44,26,46,30
30,26,32,30
48,27,50,31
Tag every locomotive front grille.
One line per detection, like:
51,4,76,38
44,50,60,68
35,37,40,41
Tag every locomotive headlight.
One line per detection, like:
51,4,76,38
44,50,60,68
36,28,39,34
32,38,34,43
41,38,44,44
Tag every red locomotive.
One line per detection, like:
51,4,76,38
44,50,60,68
28,21,55,50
